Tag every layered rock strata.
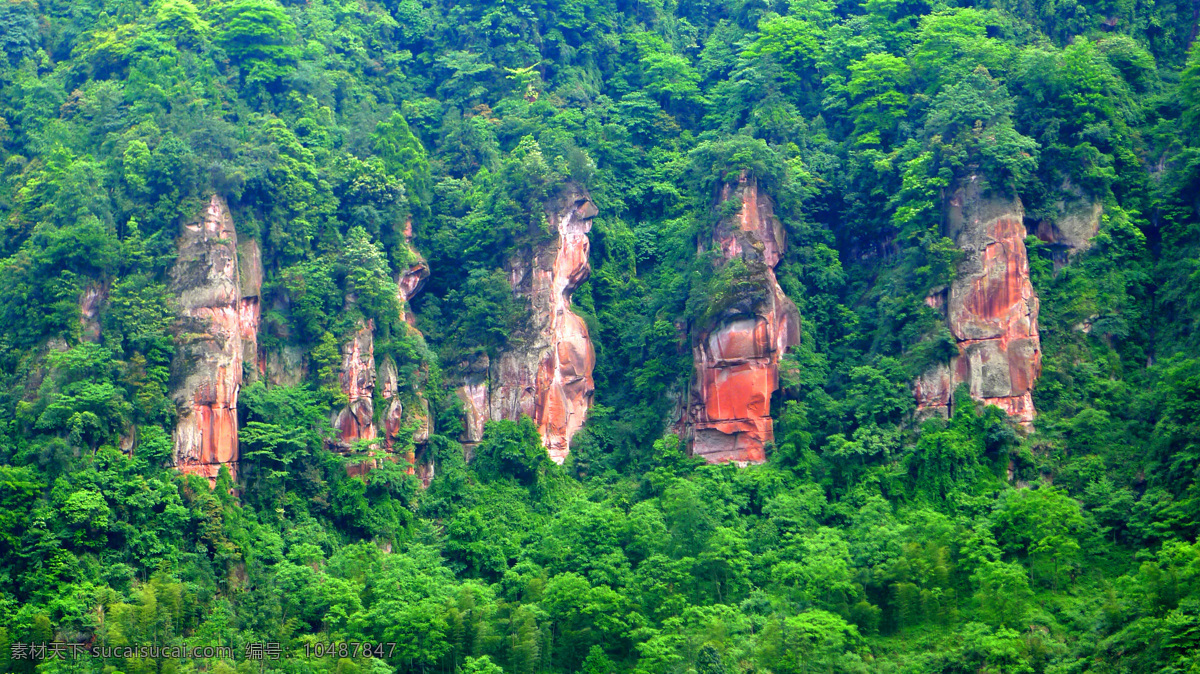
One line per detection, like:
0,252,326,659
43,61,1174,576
677,173,801,464
455,186,597,464
169,195,262,483
915,178,1041,423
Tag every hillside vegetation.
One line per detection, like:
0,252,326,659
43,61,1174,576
1,0,1199,672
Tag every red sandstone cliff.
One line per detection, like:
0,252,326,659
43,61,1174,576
456,186,597,464
915,178,1041,423
333,218,434,478
169,195,262,483
331,321,377,452
679,174,801,464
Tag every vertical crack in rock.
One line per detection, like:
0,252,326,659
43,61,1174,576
335,217,436,480
682,173,801,464
169,195,261,484
332,320,377,455
915,177,1042,424
457,186,597,465
380,218,433,481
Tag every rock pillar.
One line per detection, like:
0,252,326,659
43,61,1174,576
455,186,597,464
915,177,1041,423
169,195,262,484
679,173,801,464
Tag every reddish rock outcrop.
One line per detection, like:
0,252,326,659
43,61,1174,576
169,195,262,484
338,218,435,478
398,219,430,328
331,321,377,451
455,186,597,464
915,178,1041,423
678,174,801,464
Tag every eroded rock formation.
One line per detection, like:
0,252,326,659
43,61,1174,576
336,218,435,478
392,219,434,477
169,195,262,483
79,282,107,343
1032,180,1103,268
455,186,597,464
168,199,436,484
331,321,377,451
456,354,490,448
679,173,801,464
398,219,430,327
237,239,263,381
915,178,1041,423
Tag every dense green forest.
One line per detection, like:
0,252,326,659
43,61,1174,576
2,0,1200,671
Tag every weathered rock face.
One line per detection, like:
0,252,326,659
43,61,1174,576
377,354,432,470
916,178,1041,423
392,219,434,477
336,218,435,478
237,239,263,381
455,186,597,464
169,195,262,483
456,354,491,446
398,219,430,327
79,282,107,343
331,321,377,451
1032,180,1103,269
679,174,801,464
264,343,307,387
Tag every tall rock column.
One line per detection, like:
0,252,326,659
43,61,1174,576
680,173,801,464
456,186,597,464
169,195,261,483
915,177,1041,423
397,218,429,327
331,321,377,452
379,218,434,480
330,217,439,481
1032,180,1103,267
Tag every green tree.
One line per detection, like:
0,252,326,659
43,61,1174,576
972,561,1033,628
213,0,299,85
845,53,910,145
475,417,548,485
992,487,1091,589
372,113,432,215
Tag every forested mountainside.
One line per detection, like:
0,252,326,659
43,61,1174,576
2,0,1200,671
